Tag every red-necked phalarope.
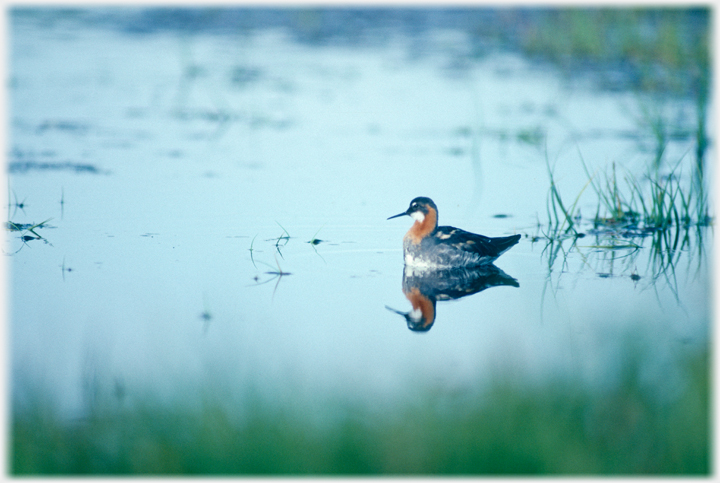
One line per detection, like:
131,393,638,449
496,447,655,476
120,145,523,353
388,197,520,269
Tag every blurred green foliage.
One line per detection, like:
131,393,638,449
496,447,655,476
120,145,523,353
512,8,709,97
12,346,708,475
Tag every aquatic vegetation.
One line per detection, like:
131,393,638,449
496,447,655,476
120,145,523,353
6,218,54,251
541,127,710,298
251,224,328,272
526,8,710,255
9,190,28,217
544,153,590,239
248,234,258,269
307,226,327,263
271,222,291,259
307,225,325,246
4,187,54,252
59,187,65,218
584,160,710,233
59,256,73,281
6,219,50,236
546,141,710,239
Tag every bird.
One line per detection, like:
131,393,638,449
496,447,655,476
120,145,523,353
388,197,520,269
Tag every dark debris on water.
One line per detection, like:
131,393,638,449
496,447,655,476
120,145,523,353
8,161,107,175
35,120,89,135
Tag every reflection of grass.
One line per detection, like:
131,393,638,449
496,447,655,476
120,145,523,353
12,345,708,474
539,221,707,301
251,255,292,300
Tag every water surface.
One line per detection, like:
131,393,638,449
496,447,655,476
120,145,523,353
8,8,711,474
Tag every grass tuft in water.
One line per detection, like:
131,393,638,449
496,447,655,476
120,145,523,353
5,218,54,252
307,224,325,246
273,222,291,259
584,157,708,234
544,150,591,240
541,138,710,293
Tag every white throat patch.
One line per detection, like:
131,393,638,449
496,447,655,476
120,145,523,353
410,211,425,223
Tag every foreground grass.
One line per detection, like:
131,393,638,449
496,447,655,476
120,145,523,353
12,347,708,475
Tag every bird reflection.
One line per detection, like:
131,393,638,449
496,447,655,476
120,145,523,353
386,265,519,332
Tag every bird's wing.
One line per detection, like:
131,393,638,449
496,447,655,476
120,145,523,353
432,226,497,256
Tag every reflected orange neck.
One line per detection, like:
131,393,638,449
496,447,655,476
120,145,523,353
405,288,435,329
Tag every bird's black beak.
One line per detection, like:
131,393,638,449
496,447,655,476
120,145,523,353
387,211,408,220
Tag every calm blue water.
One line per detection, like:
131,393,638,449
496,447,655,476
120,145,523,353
8,9,711,422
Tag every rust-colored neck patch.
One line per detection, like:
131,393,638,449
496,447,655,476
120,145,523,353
404,207,437,244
